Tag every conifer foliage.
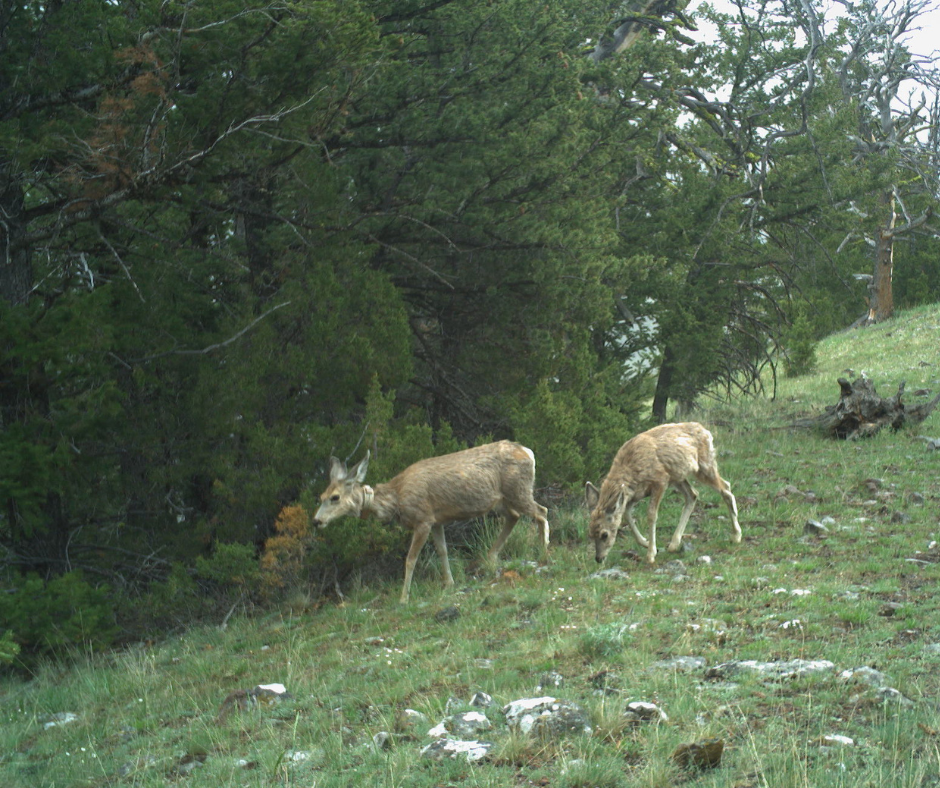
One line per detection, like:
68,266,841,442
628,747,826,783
2,0,939,648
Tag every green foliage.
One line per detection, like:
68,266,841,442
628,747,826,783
194,543,260,590
0,572,116,656
512,381,586,488
782,306,819,378
4,0,940,642
0,630,20,666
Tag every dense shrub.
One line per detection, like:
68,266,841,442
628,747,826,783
0,571,116,657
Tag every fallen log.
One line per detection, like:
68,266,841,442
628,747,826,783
790,377,940,439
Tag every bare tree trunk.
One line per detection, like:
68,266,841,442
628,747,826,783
868,190,896,323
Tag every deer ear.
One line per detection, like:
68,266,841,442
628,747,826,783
585,481,600,510
349,450,370,483
328,456,347,483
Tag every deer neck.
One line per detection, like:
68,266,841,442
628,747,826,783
360,483,398,522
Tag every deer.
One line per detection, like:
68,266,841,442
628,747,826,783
312,441,550,603
585,422,741,566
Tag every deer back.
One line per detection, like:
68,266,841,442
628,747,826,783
387,440,536,525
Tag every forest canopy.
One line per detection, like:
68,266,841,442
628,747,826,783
2,0,940,649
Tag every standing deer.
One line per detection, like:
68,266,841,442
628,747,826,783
585,422,741,565
313,441,550,603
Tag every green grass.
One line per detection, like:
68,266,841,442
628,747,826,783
4,304,940,787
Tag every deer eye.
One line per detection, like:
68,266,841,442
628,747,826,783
330,494,340,503
600,532,608,541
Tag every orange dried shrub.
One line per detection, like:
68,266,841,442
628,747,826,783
260,505,312,596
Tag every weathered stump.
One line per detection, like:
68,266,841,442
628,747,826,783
792,377,940,439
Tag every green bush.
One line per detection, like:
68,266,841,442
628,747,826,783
195,542,260,590
0,571,116,656
783,307,818,378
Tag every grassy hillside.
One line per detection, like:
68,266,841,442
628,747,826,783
3,305,940,788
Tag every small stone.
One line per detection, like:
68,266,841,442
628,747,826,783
435,606,460,622
804,520,829,536
420,738,493,763
469,692,494,708
373,731,392,751
672,739,724,770
839,666,887,687
650,656,706,673
536,671,564,691
42,712,79,730
623,701,668,724
875,687,914,707
589,566,630,581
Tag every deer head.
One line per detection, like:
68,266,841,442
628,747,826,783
585,481,627,563
312,451,371,527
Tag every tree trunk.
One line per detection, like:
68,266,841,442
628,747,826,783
0,164,32,306
867,190,896,323
651,345,677,424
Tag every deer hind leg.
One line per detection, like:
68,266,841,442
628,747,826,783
531,502,550,553
718,476,741,543
487,511,521,562
645,484,667,564
401,522,433,604
622,501,649,548
668,479,699,552
698,468,742,544
430,522,455,589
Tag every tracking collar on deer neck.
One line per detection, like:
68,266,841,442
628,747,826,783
361,484,375,514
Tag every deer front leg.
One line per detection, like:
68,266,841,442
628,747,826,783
401,522,432,603
430,523,455,589
623,501,649,548
668,480,699,552
645,485,666,564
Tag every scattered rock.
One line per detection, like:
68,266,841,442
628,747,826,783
42,712,79,730
428,711,492,739
168,751,207,777
420,738,493,763
396,708,429,732
672,738,724,770
503,697,592,739
469,692,494,708
589,566,631,581
879,602,904,617
705,659,835,682
662,559,689,578
650,656,706,673
839,666,887,687
875,686,914,707
804,519,829,536
373,731,393,751
435,606,461,622
816,734,855,749
536,671,564,691
623,701,668,724
589,669,621,694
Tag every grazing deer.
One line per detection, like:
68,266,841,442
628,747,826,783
313,441,550,603
585,422,741,565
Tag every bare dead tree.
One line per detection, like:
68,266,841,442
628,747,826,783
834,0,940,325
